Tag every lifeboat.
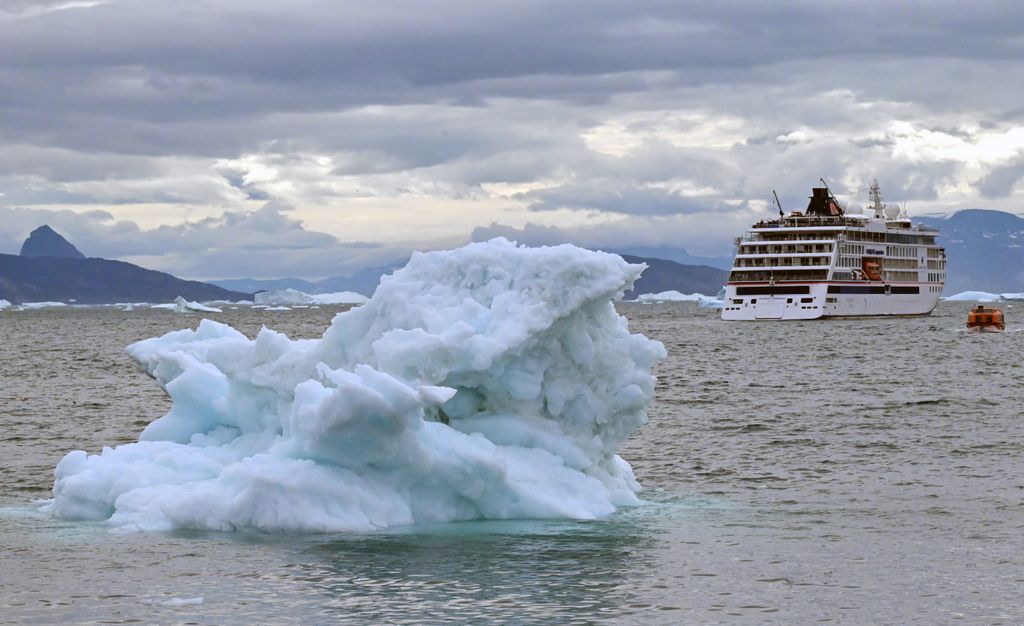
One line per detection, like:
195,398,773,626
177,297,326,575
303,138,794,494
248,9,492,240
861,259,883,281
966,305,1005,332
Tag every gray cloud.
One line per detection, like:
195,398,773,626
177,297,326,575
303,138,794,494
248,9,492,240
2,1,1024,276
0,202,409,280
975,158,1024,198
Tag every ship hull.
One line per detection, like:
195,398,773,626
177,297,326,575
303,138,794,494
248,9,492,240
721,283,941,321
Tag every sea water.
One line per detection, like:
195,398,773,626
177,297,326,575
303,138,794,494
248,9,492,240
1,302,1022,624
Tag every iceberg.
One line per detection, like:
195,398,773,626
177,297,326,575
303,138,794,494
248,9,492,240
0,299,11,309
943,291,1004,302
44,239,666,533
255,288,368,306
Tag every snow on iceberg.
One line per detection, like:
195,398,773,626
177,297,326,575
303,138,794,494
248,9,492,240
44,239,666,533
0,299,11,309
255,288,368,306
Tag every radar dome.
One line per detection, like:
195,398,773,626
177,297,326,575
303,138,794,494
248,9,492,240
883,205,900,219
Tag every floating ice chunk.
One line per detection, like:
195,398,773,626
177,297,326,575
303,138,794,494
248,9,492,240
0,299,11,309
311,291,368,305
943,291,1003,302
19,301,67,309
633,290,724,308
255,288,368,305
254,288,314,305
44,239,666,533
164,296,223,313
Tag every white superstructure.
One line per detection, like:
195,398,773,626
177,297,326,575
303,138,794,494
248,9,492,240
721,180,946,320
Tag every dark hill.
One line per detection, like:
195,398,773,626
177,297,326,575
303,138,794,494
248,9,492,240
916,209,1024,293
621,255,727,299
0,254,251,304
19,225,85,259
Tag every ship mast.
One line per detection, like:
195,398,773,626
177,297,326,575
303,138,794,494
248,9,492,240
869,178,885,218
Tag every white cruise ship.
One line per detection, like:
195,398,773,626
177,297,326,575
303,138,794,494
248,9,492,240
721,180,946,320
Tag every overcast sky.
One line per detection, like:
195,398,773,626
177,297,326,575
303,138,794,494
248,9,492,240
2,0,1023,279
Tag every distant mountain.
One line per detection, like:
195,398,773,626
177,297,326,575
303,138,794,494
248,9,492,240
620,255,727,299
213,277,319,294
212,260,408,297
214,254,725,299
315,261,408,295
611,246,732,271
0,226,250,304
916,209,1024,294
19,225,85,259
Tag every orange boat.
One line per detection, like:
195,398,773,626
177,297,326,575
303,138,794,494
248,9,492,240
861,258,883,281
966,305,1005,332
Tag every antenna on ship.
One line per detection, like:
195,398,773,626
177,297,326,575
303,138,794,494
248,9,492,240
869,178,885,219
773,190,784,218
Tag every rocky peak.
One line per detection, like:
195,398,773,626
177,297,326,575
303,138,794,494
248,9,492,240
18,225,86,259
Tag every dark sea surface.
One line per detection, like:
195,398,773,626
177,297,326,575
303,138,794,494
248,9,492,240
1,302,1022,624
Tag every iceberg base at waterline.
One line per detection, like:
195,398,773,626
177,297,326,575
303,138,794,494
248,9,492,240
43,239,666,533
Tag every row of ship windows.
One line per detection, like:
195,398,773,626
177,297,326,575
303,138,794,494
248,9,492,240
745,232,937,246
734,257,830,268
926,273,946,282
729,271,829,281
883,259,920,269
740,244,833,254
843,232,936,245
886,271,921,281
832,269,921,281
732,286,924,297
887,245,918,258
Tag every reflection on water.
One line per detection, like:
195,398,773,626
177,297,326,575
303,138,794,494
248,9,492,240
1,303,1023,623
299,519,661,624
